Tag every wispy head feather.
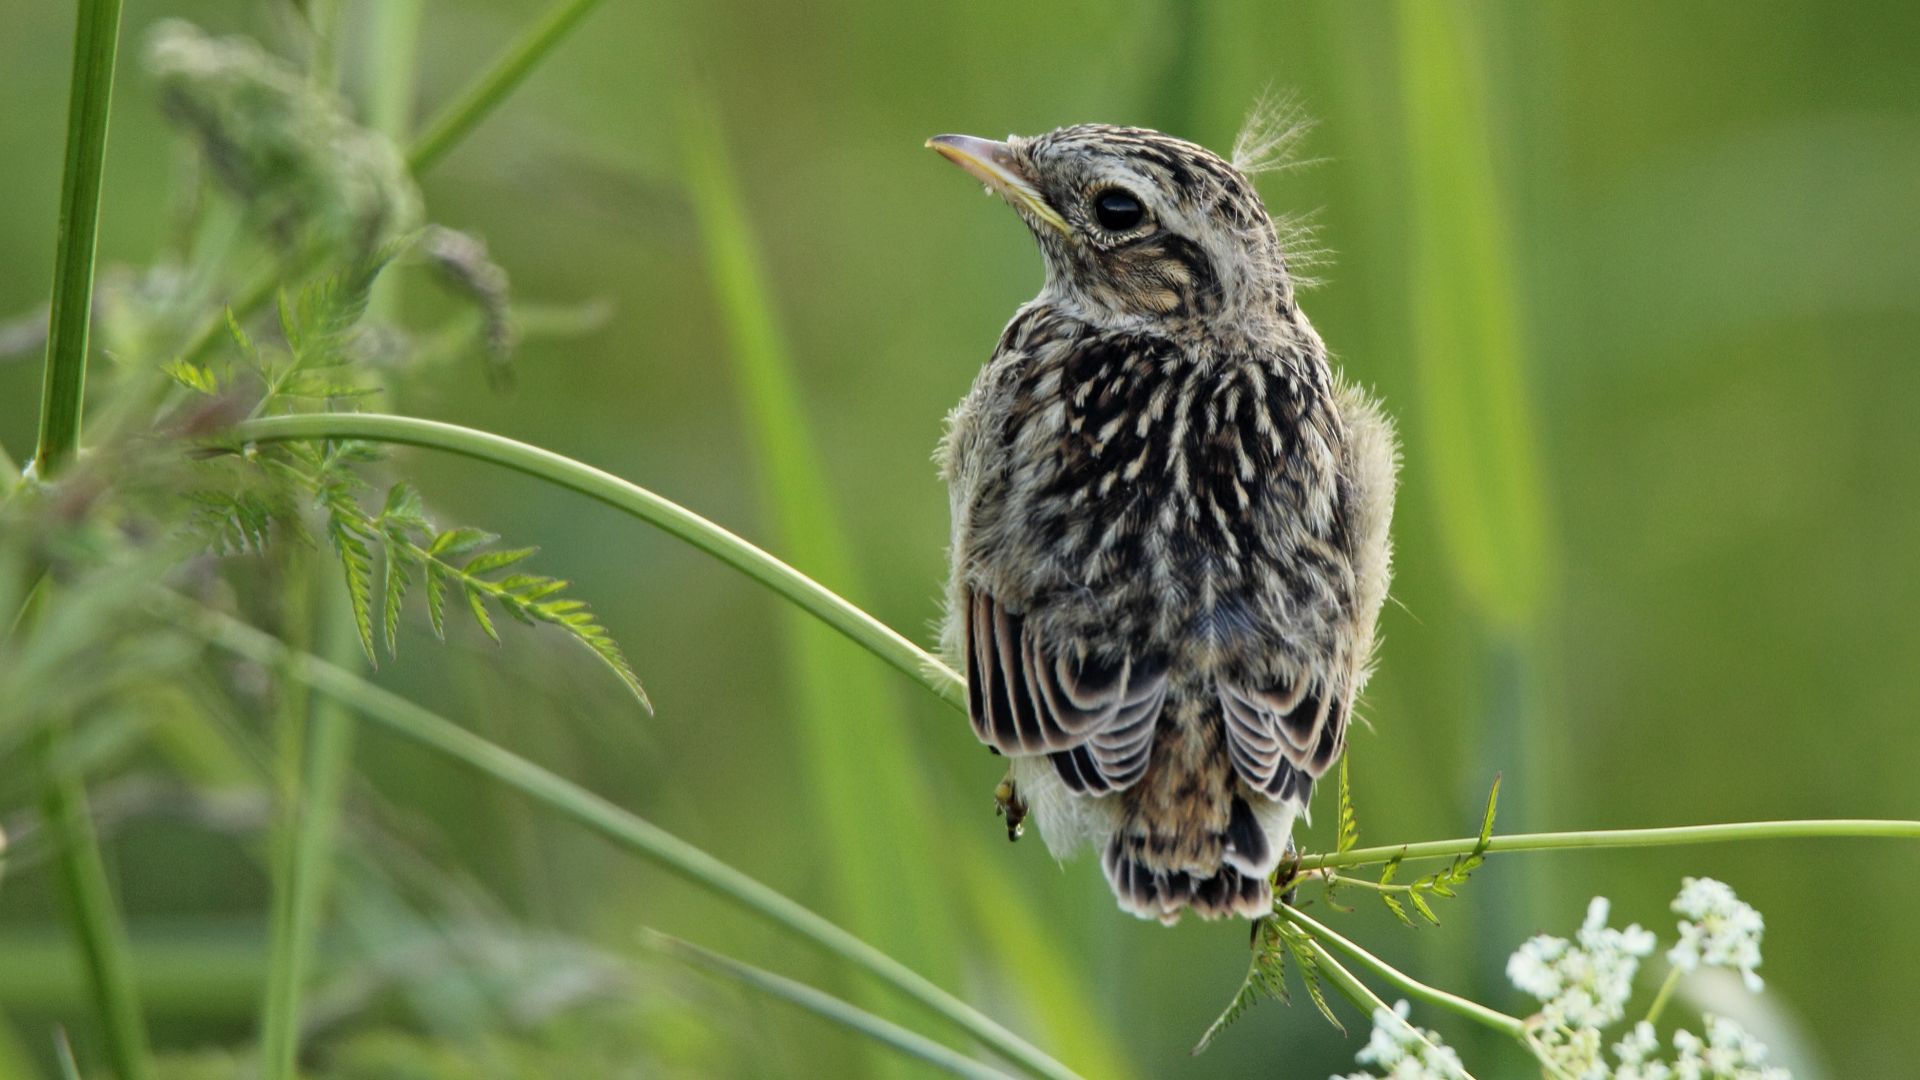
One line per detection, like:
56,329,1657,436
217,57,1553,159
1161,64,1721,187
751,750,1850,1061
1231,93,1317,177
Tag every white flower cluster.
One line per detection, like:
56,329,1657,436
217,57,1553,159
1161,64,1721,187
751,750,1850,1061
1668,877,1766,992
1333,878,1787,1080
1509,896,1658,1029
1613,1014,1790,1080
1333,1001,1468,1080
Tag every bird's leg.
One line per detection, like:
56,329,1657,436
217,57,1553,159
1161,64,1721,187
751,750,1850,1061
1272,838,1302,906
993,772,1028,842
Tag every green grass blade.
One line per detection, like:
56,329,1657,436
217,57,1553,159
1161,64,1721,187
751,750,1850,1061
230,413,967,712
258,581,358,1080
32,0,123,477
1396,0,1549,630
646,932,1017,1080
678,93,962,1036
174,599,1081,1080
408,0,609,174
38,727,151,1080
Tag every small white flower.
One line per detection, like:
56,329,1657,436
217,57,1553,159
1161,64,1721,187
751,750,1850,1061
1336,1001,1467,1080
1614,1021,1675,1080
1668,878,1766,992
1507,933,1570,1000
1670,1014,1789,1079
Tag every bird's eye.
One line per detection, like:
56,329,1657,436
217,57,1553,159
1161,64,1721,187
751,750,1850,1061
1091,189,1145,232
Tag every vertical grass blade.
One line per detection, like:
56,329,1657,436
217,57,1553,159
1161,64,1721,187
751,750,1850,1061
39,725,151,1080
28,4,149,1078
33,0,123,476
679,97,964,1039
1395,0,1549,631
407,0,609,174
1395,0,1557,1024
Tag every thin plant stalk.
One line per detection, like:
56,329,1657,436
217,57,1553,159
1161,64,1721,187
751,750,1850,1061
646,932,1017,1080
29,3,150,1077
176,599,1082,1080
1295,818,1920,873
1282,903,1526,1039
407,0,608,173
39,729,150,1080
230,413,967,710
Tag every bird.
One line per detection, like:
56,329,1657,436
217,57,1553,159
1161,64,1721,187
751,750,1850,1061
928,121,1398,924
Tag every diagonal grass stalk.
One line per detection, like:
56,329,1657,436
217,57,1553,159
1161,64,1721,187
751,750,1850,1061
230,413,967,709
679,94,963,1043
645,931,1017,1080
175,598,1082,1080
407,0,608,174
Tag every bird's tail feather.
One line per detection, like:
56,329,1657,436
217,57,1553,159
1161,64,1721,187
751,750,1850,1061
1101,835,1273,925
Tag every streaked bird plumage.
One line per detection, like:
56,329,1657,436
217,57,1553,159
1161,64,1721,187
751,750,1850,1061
931,121,1398,923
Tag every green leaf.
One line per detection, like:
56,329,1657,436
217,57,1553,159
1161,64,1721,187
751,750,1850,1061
162,358,220,395
1278,921,1343,1034
429,527,496,557
225,307,262,373
464,585,498,642
328,512,378,664
1336,755,1359,855
1477,773,1503,852
1409,890,1440,926
1192,918,1288,1055
424,561,448,639
463,546,537,574
381,540,409,655
1381,892,1412,928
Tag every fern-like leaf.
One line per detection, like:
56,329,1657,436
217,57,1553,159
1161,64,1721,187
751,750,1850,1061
1277,920,1343,1034
327,507,377,664
1192,918,1289,1055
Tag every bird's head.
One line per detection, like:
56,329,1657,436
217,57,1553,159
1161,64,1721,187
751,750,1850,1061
928,123,1296,329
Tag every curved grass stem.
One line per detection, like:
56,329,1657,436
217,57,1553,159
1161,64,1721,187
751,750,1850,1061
229,412,967,712
171,597,1076,1080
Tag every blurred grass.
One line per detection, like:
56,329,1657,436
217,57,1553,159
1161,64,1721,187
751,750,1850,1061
678,93,964,1069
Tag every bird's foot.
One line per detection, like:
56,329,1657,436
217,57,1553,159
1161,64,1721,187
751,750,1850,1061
993,774,1028,842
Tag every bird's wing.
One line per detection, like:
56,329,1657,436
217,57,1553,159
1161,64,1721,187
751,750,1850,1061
1217,675,1345,803
964,587,1166,794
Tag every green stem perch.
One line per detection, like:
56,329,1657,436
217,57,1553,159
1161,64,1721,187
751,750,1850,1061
646,932,1017,1080
176,600,1077,1080
1282,903,1526,1039
229,412,968,711
1295,818,1920,872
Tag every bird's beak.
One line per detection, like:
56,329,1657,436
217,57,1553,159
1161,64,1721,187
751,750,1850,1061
926,134,1070,235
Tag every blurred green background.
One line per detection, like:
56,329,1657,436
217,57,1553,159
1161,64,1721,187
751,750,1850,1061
2,1,1917,1077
